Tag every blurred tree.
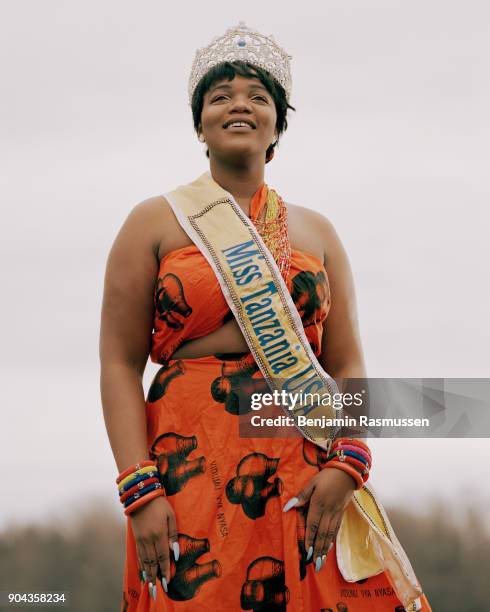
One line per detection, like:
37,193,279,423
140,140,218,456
0,503,125,612
0,500,489,611
390,502,490,612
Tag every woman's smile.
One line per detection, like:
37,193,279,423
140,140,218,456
224,122,256,132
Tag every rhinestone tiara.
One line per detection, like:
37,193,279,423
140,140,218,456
188,21,292,105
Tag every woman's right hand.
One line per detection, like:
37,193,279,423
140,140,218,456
130,495,179,595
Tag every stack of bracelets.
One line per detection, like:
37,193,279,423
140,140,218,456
321,438,372,489
116,460,165,516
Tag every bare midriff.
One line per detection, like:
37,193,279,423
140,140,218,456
171,319,249,359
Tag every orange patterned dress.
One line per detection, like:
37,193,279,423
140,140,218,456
121,190,431,611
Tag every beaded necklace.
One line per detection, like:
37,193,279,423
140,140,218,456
249,185,292,282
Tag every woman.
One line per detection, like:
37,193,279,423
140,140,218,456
100,23,430,611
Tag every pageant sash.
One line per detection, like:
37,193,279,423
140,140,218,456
338,482,423,609
165,171,341,452
164,172,425,609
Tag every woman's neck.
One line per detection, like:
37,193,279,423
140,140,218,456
209,156,265,215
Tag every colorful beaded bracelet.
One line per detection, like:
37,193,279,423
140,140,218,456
332,438,371,456
124,488,165,516
116,460,165,517
331,438,372,466
328,449,370,467
332,444,371,464
119,477,160,504
118,466,159,492
346,463,368,483
321,438,372,487
116,460,156,484
330,455,369,476
123,482,163,509
118,471,158,494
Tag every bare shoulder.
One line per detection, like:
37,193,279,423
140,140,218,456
286,202,336,232
285,202,340,263
119,195,190,258
104,196,165,270
126,195,172,228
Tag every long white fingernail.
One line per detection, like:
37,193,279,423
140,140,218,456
315,556,322,572
148,582,154,599
142,570,147,581
282,496,299,512
321,554,327,568
161,577,168,593
306,546,313,561
172,541,180,561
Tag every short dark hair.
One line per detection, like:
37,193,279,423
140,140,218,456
191,60,296,162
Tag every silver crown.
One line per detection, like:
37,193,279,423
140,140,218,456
188,21,292,105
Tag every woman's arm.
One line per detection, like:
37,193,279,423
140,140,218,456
318,215,367,384
99,197,177,593
100,198,161,470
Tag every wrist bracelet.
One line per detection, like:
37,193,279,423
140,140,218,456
328,449,370,467
324,438,372,486
124,488,165,516
118,470,159,494
118,465,159,492
116,460,156,484
332,443,371,461
116,459,165,517
332,444,371,465
119,477,160,504
330,455,369,476
123,482,163,508
332,438,371,457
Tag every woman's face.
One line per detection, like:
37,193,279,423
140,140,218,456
199,74,278,163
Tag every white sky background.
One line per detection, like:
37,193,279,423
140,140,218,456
1,0,489,527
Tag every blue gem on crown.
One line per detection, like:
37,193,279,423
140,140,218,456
237,38,246,48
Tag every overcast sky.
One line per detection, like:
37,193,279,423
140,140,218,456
1,0,489,527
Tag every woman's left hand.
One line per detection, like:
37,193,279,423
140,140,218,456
283,467,356,572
